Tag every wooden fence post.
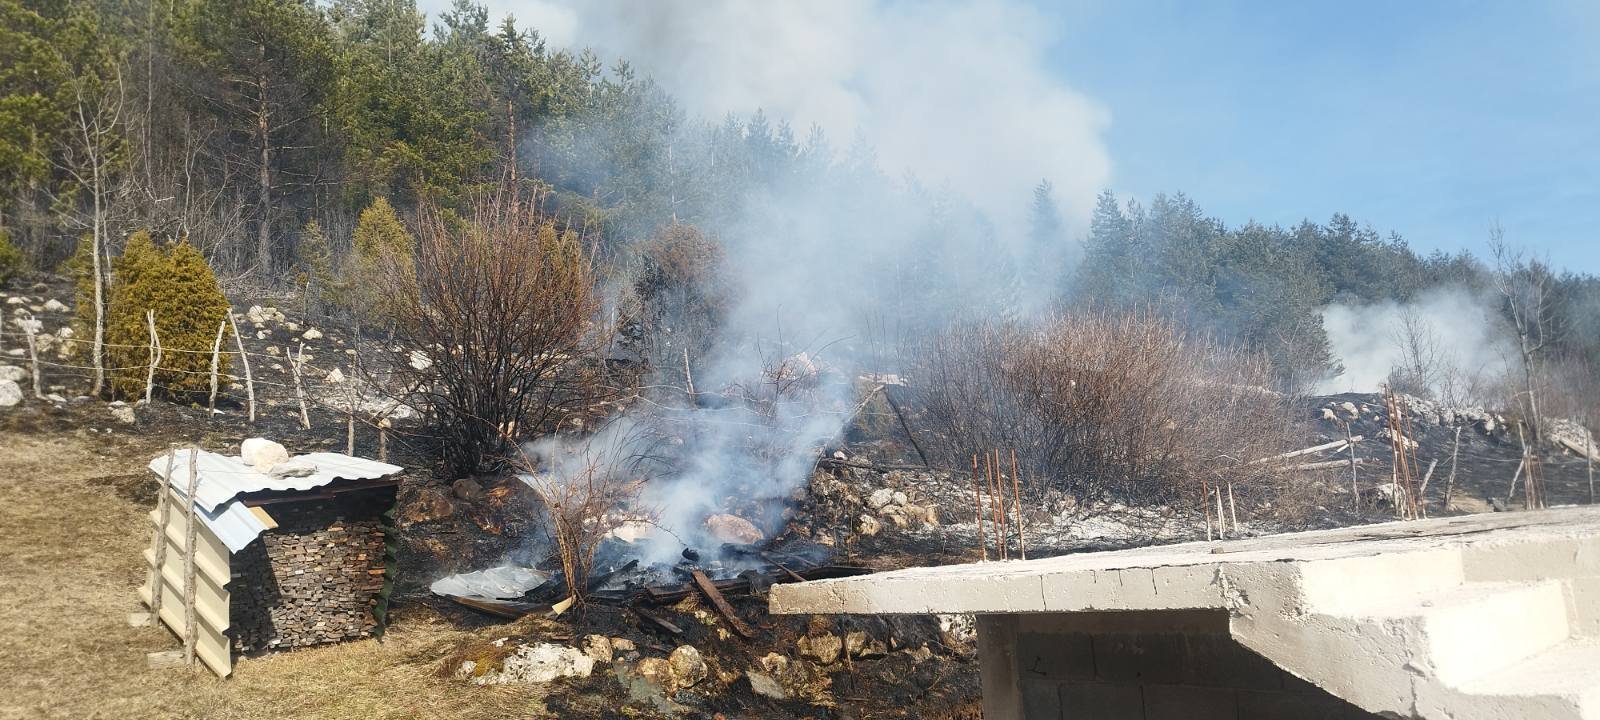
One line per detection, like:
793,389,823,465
378,417,390,462
144,310,162,405
207,319,226,412
181,446,200,667
147,446,177,622
227,312,255,423
22,315,42,399
291,341,310,430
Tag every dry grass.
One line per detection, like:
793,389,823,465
0,433,547,720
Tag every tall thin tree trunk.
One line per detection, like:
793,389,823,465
80,99,107,397
255,55,272,274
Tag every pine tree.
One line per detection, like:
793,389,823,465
0,229,23,286
105,232,231,398
350,197,414,325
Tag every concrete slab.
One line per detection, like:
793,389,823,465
772,507,1600,719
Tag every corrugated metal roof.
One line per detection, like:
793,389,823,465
147,449,401,513
146,449,402,553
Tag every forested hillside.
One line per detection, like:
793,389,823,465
4,0,1599,415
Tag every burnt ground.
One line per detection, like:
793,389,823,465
5,272,1598,719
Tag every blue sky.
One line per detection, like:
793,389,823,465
1044,0,1600,273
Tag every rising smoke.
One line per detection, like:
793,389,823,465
463,0,1117,559
1316,286,1513,404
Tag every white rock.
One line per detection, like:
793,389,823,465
267,457,318,478
582,635,613,665
241,437,289,472
109,404,136,424
464,643,595,685
892,490,908,506
747,670,787,700
255,330,269,339
13,317,42,334
246,305,269,324
44,393,65,403
324,367,344,383
0,366,24,383
4,296,24,305
867,488,895,510
858,514,882,537
668,645,708,687
0,380,21,407
42,299,67,313
301,328,323,340
408,349,432,371
55,326,73,339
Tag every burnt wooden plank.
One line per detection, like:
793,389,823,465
691,569,754,639
634,607,684,635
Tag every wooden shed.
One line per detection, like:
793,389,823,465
140,448,401,677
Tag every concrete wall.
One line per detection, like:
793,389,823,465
982,610,1382,720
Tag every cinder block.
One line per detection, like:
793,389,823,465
1094,633,1184,685
1059,683,1143,720
1143,685,1237,720
1183,634,1284,690
1022,680,1062,720
1018,632,1095,682
1239,689,1380,720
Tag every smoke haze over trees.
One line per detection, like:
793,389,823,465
4,0,1600,410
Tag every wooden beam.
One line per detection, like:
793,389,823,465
691,569,754,639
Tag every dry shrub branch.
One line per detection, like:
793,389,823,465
911,309,1298,512
386,193,612,477
512,425,651,610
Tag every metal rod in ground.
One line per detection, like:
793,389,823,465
1010,448,1026,560
207,320,225,412
988,449,1004,559
972,453,986,561
227,312,255,423
995,449,1008,558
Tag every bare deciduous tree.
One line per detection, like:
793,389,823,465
385,190,613,477
1490,227,1556,445
910,310,1297,513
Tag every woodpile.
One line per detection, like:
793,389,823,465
229,491,390,653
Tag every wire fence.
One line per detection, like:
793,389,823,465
0,318,423,461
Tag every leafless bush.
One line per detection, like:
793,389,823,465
385,192,613,477
910,309,1298,512
512,423,656,610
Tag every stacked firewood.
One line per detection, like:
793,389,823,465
230,499,388,653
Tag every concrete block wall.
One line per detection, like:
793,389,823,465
1007,611,1381,720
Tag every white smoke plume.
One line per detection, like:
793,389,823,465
441,0,1113,234
1317,286,1513,404
413,0,1116,564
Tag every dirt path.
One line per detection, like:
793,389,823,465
0,432,541,720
